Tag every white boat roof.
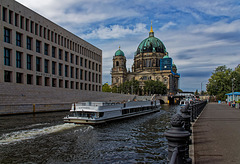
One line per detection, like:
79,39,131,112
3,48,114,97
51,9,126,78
70,101,159,112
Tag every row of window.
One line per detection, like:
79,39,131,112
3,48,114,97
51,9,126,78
1,5,101,62
4,70,101,91
3,28,101,72
4,48,102,83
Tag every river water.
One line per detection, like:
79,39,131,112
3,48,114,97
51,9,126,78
0,105,180,164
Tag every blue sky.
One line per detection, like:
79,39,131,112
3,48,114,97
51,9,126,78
17,0,240,92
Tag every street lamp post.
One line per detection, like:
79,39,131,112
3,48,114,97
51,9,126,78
131,83,133,95
200,81,205,96
232,78,235,101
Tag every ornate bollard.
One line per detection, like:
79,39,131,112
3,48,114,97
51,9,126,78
199,101,203,115
193,102,197,120
190,102,194,122
181,103,192,134
181,103,192,147
195,102,199,118
165,114,191,164
197,101,200,116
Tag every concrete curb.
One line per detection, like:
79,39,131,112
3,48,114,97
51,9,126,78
189,104,207,164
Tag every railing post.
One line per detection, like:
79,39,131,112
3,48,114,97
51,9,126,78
197,101,200,116
165,114,191,164
181,103,192,134
195,102,199,118
199,101,203,115
193,102,197,120
189,103,194,122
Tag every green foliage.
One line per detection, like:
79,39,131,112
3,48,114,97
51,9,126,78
144,80,167,95
111,86,118,93
207,65,240,101
119,80,140,94
178,89,183,92
195,89,199,95
102,83,111,92
117,79,167,95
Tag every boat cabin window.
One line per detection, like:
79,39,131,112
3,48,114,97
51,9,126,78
122,107,149,115
71,111,104,118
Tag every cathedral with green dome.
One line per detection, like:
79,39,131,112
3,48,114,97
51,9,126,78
111,24,180,95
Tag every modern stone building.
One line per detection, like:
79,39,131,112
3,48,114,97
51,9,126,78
111,24,180,95
0,0,102,92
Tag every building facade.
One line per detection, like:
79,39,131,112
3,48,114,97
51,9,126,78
0,0,102,92
111,25,180,95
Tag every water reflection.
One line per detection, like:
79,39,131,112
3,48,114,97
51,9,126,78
0,105,180,163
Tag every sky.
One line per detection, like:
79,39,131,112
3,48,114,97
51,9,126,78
16,0,240,92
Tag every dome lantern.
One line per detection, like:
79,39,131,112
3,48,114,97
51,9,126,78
149,21,154,37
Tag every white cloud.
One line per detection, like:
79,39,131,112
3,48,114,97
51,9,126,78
82,24,147,39
159,22,177,31
192,20,240,34
194,0,240,17
16,0,140,26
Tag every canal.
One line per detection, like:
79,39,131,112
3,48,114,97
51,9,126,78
0,105,180,164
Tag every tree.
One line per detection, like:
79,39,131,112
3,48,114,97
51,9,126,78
119,80,140,94
178,89,183,92
144,80,167,95
114,79,167,95
102,83,111,92
111,86,118,93
195,89,199,95
231,65,240,92
206,65,232,100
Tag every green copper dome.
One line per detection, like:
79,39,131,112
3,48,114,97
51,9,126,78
115,48,124,56
136,29,167,54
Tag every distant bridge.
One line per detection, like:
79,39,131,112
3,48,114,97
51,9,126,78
156,95,185,104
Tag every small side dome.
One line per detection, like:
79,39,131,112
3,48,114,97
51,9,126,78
115,46,125,56
163,54,170,59
172,62,177,73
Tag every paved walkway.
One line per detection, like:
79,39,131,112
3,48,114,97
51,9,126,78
193,103,240,164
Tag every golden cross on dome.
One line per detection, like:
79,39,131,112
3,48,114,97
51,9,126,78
150,21,154,33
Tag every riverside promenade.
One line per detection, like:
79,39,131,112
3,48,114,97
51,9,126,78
193,103,240,163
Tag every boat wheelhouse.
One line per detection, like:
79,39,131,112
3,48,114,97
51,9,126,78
64,100,160,124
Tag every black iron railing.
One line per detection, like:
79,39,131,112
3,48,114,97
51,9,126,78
165,100,207,164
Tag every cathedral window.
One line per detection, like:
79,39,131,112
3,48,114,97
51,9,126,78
137,60,140,68
156,59,160,67
146,59,151,67
116,61,119,66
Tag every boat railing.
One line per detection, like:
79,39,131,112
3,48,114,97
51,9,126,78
73,101,159,111
75,101,122,107
75,102,107,107
98,103,124,110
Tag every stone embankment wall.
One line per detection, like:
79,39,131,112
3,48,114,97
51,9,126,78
0,103,71,115
0,83,135,115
